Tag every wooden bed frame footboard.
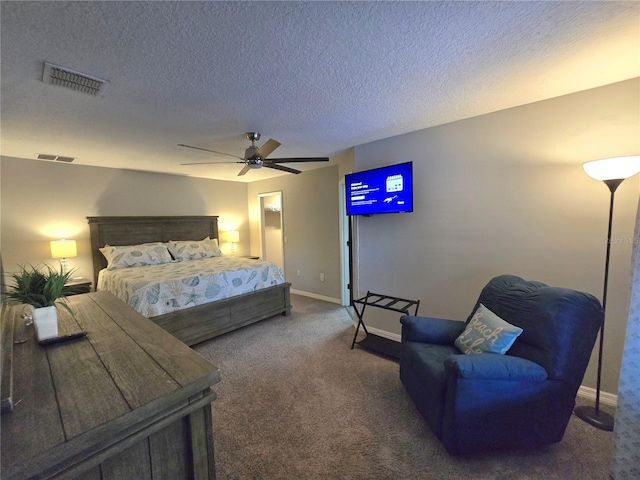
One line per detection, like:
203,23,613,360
152,283,291,346
87,216,292,346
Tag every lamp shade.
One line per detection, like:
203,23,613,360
221,231,239,243
583,156,640,181
50,239,77,259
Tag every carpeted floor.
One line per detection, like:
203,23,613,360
194,294,614,479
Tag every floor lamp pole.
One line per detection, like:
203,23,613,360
574,178,623,431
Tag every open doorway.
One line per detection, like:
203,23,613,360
259,191,284,271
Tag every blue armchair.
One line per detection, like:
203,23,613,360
399,275,603,454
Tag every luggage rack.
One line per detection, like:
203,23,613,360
350,291,420,359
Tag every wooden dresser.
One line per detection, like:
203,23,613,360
1,292,220,480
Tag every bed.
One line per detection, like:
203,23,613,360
88,216,291,346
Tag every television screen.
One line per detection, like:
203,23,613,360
345,162,413,216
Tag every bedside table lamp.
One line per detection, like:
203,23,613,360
221,230,239,255
50,239,77,275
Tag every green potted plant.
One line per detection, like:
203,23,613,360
4,264,75,341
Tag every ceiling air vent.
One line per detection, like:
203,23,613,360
35,153,76,163
42,62,107,96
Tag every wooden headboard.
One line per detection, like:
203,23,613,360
87,216,219,287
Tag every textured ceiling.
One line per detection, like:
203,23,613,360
1,1,638,182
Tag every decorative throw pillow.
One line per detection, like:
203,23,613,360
100,243,173,270
454,303,523,355
167,238,222,261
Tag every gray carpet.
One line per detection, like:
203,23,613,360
195,294,614,479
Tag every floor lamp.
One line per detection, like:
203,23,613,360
575,156,640,431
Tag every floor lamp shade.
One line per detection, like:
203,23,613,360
575,156,640,431
583,156,640,181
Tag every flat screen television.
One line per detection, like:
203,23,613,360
345,162,413,216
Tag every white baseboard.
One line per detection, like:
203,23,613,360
290,289,342,305
365,325,401,342
577,385,618,407
352,321,401,342
350,325,618,406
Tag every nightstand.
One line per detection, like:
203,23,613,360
240,255,260,260
64,277,92,295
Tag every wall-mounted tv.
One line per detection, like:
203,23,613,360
345,162,413,216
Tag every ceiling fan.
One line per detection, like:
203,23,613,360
178,132,329,176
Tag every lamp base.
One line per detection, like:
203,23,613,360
574,405,614,431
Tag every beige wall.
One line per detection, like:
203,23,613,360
0,157,248,282
337,147,356,180
248,165,342,302
352,78,640,396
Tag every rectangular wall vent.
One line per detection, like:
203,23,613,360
36,153,76,163
42,62,107,96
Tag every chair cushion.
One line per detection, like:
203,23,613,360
445,353,548,381
454,303,523,354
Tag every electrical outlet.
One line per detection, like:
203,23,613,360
320,273,325,282
297,269,301,277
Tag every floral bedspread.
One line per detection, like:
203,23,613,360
97,256,285,318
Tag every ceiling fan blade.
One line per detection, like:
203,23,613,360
178,144,243,160
266,157,330,163
180,161,243,165
237,165,251,176
264,163,302,174
254,139,281,159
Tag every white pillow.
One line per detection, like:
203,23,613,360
167,238,222,261
100,243,173,270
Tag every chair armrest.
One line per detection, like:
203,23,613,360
400,315,466,344
445,354,548,381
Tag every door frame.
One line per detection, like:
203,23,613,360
339,180,352,306
258,191,285,271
